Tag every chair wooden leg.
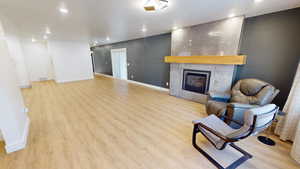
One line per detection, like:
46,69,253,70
193,124,224,169
226,143,253,169
192,124,253,169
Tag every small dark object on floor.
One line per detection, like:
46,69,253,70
258,136,276,146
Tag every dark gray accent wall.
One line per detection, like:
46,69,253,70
237,8,300,108
92,8,300,108
93,46,113,75
92,33,171,88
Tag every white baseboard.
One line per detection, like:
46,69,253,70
56,76,94,83
20,84,32,89
5,116,30,154
95,73,169,92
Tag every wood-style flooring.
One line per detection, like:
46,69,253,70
0,75,299,169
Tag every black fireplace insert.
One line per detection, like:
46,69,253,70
182,69,211,94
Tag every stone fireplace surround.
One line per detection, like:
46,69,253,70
168,16,244,103
170,63,234,103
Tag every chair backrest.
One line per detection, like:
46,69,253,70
230,79,279,106
227,104,278,140
249,104,279,135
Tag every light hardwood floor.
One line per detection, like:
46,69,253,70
0,75,299,169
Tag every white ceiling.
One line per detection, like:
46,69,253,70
0,0,299,45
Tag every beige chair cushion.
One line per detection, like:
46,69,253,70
206,100,227,116
194,115,237,149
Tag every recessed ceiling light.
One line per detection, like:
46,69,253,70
208,31,221,36
172,26,179,30
106,37,110,41
46,27,51,34
228,13,235,18
31,38,36,42
142,27,147,32
254,0,263,3
43,35,48,40
59,7,69,14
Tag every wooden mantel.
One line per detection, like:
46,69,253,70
164,55,247,65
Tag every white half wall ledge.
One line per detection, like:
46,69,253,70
0,26,31,154
5,117,30,154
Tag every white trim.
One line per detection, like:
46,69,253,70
127,79,169,92
95,73,169,92
55,76,94,83
110,48,128,80
110,48,127,53
0,130,3,141
20,84,32,89
5,117,30,153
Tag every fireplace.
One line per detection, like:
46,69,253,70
182,69,211,94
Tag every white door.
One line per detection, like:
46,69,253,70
111,48,127,80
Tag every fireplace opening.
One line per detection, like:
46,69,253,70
182,69,211,94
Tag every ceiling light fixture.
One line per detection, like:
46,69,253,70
43,35,48,40
228,13,235,18
254,0,263,3
172,26,178,30
31,38,36,42
142,27,147,32
106,37,110,41
59,7,69,14
208,31,221,37
46,27,51,34
143,0,169,12
158,0,168,10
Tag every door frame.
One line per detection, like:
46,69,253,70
110,48,128,80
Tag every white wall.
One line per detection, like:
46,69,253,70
22,40,54,81
0,17,31,88
48,40,94,83
0,21,30,153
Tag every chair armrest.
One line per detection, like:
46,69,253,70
208,91,231,102
225,103,259,128
227,103,258,109
193,121,237,142
220,115,243,127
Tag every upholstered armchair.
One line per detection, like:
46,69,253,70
206,79,279,128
